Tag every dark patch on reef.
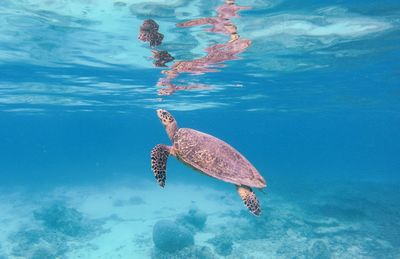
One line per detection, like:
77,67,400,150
153,219,194,253
151,245,216,259
307,240,331,259
175,207,207,233
151,207,217,258
33,203,100,237
8,202,104,258
207,233,233,256
209,181,400,258
9,228,69,258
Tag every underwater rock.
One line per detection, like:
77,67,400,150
151,245,216,259
307,240,331,259
175,207,207,233
152,220,194,253
10,202,102,258
207,233,233,256
33,203,98,238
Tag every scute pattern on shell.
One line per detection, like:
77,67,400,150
173,128,266,188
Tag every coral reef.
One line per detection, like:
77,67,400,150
307,240,331,259
151,245,216,259
207,233,233,256
9,228,68,258
151,208,218,258
30,247,59,259
152,219,194,253
33,203,98,238
8,202,103,258
175,207,207,233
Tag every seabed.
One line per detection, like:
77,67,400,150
0,176,399,259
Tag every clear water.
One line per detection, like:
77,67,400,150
0,0,399,258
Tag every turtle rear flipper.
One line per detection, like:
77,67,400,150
151,144,171,187
236,185,261,216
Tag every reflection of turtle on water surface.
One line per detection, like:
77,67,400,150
152,50,174,67
138,19,164,47
151,109,267,216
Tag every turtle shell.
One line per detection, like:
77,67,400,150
173,128,266,188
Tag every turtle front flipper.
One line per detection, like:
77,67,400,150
236,185,261,216
151,144,172,187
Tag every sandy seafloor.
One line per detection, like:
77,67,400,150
0,176,399,259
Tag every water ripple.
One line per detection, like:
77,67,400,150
0,0,399,113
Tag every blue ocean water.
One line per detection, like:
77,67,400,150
0,0,400,258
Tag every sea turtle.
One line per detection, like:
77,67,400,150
151,109,267,216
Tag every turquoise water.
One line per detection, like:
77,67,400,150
1,0,400,258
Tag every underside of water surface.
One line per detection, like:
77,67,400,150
0,0,399,258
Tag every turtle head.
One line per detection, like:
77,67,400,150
157,109,175,125
157,109,178,141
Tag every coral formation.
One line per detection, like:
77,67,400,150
30,247,59,259
9,228,68,258
307,240,331,259
151,207,218,258
175,207,207,233
152,245,216,259
207,233,233,256
152,219,194,253
8,202,102,258
33,203,98,238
